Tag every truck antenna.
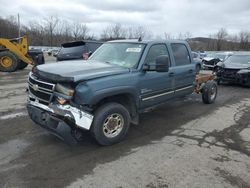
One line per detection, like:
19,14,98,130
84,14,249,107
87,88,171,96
138,36,142,42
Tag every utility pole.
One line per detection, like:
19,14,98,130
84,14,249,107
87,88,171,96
18,13,20,38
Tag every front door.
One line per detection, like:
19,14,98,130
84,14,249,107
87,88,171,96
139,44,174,109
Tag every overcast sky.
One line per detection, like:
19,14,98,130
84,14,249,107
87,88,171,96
0,0,250,38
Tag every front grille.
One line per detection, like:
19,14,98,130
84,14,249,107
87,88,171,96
28,73,55,105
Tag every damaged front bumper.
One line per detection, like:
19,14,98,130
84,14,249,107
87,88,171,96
27,98,93,144
217,70,250,86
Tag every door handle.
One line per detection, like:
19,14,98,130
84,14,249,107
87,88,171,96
169,72,175,77
188,69,193,73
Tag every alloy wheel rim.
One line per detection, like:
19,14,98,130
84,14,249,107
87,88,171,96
103,113,124,138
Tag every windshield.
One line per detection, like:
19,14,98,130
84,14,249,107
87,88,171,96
224,55,250,64
89,43,146,68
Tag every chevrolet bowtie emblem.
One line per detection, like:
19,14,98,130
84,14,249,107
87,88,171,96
32,84,39,91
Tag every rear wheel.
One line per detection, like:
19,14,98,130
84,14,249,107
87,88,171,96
91,103,130,146
0,51,19,72
202,81,217,104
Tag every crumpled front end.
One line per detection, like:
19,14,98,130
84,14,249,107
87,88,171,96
203,58,221,70
216,67,250,86
27,72,93,144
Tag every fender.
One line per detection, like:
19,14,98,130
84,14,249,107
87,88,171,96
89,86,140,107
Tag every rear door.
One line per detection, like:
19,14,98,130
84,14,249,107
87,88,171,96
139,44,174,109
170,43,195,97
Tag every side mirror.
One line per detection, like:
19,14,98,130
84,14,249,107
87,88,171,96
143,55,169,72
155,55,169,72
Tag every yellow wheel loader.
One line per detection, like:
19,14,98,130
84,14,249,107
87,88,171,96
0,36,44,72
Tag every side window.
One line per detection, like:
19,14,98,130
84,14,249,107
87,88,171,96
145,44,169,64
171,43,191,66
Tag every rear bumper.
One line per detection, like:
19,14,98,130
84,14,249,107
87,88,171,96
27,99,93,144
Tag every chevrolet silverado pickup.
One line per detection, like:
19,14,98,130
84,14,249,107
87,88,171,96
27,39,217,145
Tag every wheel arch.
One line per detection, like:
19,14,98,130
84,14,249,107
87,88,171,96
92,89,139,124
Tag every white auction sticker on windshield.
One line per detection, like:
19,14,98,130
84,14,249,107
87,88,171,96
126,48,142,53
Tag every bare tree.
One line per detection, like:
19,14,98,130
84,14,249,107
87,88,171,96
164,32,173,40
183,32,192,40
72,22,89,40
101,23,126,40
100,27,110,41
111,23,126,39
133,26,152,39
43,16,59,47
239,31,250,50
216,28,228,51
127,27,134,39
54,19,71,44
126,26,152,39
26,21,45,45
228,34,239,50
177,32,184,40
0,16,19,38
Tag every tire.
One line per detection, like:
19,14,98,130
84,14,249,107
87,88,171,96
202,81,217,104
91,102,131,146
196,64,201,74
0,51,19,72
18,61,28,70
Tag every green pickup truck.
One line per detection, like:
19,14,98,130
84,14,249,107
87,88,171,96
27,39,217,145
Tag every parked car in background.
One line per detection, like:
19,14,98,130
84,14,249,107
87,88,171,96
56,41,103,61
203,52,233,70
215,53,250,86
192,51,203,73
48,49,59,56
198,51,207,59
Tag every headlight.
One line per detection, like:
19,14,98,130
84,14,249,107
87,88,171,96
55,83,74,96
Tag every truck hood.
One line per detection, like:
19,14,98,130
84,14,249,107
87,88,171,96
33,60,129,82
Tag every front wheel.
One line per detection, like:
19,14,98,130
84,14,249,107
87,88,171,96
202,81,217,104
91,103,130,146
